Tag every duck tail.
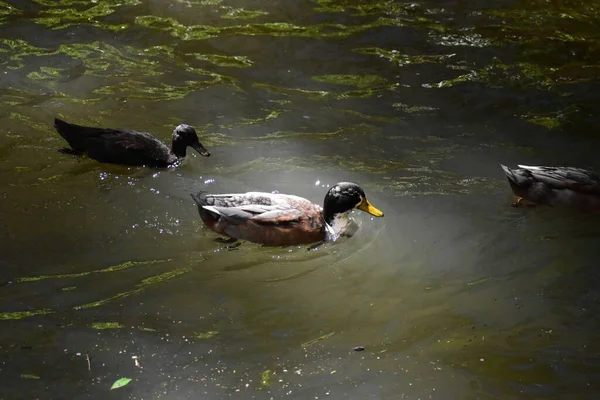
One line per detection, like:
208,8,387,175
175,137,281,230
191,191,209,206
500,164,514,179
500,164,531,186
54,117,85,153
53,117,71,132
53,117,79,140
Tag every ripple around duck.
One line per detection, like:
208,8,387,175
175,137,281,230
2,217,386,318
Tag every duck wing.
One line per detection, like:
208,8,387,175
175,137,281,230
518,165,600,194
202,201,306,225
192,191,326,246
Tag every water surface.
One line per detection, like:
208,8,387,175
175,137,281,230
2,0,600,398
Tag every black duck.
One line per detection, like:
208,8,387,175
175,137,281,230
54,117,210,167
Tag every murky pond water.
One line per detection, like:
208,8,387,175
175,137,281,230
2,0,600,398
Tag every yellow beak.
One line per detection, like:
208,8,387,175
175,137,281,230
357,198,384,217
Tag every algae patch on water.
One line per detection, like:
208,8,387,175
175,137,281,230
192,53,253,68
74,267,191,310
301,331,335,348
355,47,455,67
21,374,41,380
31,0,139,30
0,309,53,320
90,322,125,330
312,74,387,88
16,259,169,283
195,330,219,339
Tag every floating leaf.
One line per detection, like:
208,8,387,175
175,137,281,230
110,377,132,390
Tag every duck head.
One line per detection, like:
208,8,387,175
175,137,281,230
322,182,384,233
171,124,210,158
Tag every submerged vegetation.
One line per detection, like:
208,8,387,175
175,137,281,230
0,0,596,133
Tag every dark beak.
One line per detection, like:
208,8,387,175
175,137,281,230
192,141,210,157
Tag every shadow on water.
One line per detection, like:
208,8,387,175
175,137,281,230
2,0,600,398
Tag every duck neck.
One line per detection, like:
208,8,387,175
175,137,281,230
324,210,351,235
171,140,187,158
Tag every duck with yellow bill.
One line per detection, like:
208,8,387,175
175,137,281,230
191,182,384,246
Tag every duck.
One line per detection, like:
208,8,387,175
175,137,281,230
191,182,384,246
53,117,210,167
500,164,600,211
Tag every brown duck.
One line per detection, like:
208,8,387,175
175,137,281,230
191,182,384,246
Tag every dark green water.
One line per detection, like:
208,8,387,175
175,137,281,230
1,0,600,398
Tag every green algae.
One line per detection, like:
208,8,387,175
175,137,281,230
134,14,403,41
0,309,53,320
301,332,335,348
314,0,407,16
0,1,20,23
16,259,168,283
312,74,387,88
74,267,190,310
195,330,219,339
90,322,125,330
31,0,140,30
21,374,41,379
252,82,398,101
192,53,253,68
355,47,455,67
221,7,268,20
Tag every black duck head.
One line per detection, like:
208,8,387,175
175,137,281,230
172,124,210,158
322,182,384,224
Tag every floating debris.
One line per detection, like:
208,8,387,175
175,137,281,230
110,377,132,390
301,332,335,348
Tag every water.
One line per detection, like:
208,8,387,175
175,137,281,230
1,0,600,398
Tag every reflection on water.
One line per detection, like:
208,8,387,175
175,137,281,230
2,0,600,398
